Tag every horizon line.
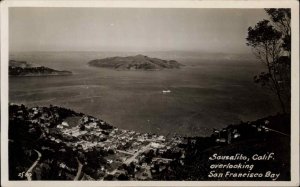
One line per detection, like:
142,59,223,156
9,50,254,55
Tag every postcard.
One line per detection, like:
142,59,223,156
1,0,299,186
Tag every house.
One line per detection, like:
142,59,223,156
157,135,165,142
158,149,167,154
150,142,164,149
62,121,69,127
233,133,241,139
59,163,66,169
216,138,226,143
261,125,270,132
107,159,113,164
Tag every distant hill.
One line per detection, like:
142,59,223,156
9,60,32,68
88,55,182,70
9,60,72,76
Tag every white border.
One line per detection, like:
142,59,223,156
1,1,299,187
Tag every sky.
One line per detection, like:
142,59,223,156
9,8,268,53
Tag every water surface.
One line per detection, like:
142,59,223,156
9,51,279,136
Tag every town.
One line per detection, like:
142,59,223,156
9,104,185,180
9,103,290,181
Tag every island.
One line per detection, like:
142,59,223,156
9,60,72,76
88,54,182,70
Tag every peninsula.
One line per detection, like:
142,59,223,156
88,55,182,70
9,60,72,76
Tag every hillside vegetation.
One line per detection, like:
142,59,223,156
88,55,182,70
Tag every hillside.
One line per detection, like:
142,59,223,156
9,60,32,68
9,60,72,76
169,114,290,181
88,55,182,70
8,104,290,181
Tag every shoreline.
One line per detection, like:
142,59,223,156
9,73,73,77
7,102,282,138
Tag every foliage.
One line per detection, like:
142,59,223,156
246,9,291,113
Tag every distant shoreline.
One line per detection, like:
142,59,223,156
9,73,72,77
9,59,73,77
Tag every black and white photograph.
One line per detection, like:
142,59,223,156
1,0,299,186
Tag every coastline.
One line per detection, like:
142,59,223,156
9,73,73,77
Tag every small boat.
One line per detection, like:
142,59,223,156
162,90,171,94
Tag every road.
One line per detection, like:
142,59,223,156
116,150,134,156
25,149,42,181
107,168,118,176
106,143,152,176
266,127,289,137
124,143,151,165
74,158,83,180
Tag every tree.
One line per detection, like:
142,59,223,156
246,9,291,113
79,124,85,131
117,173,129,180
265,9,291,56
